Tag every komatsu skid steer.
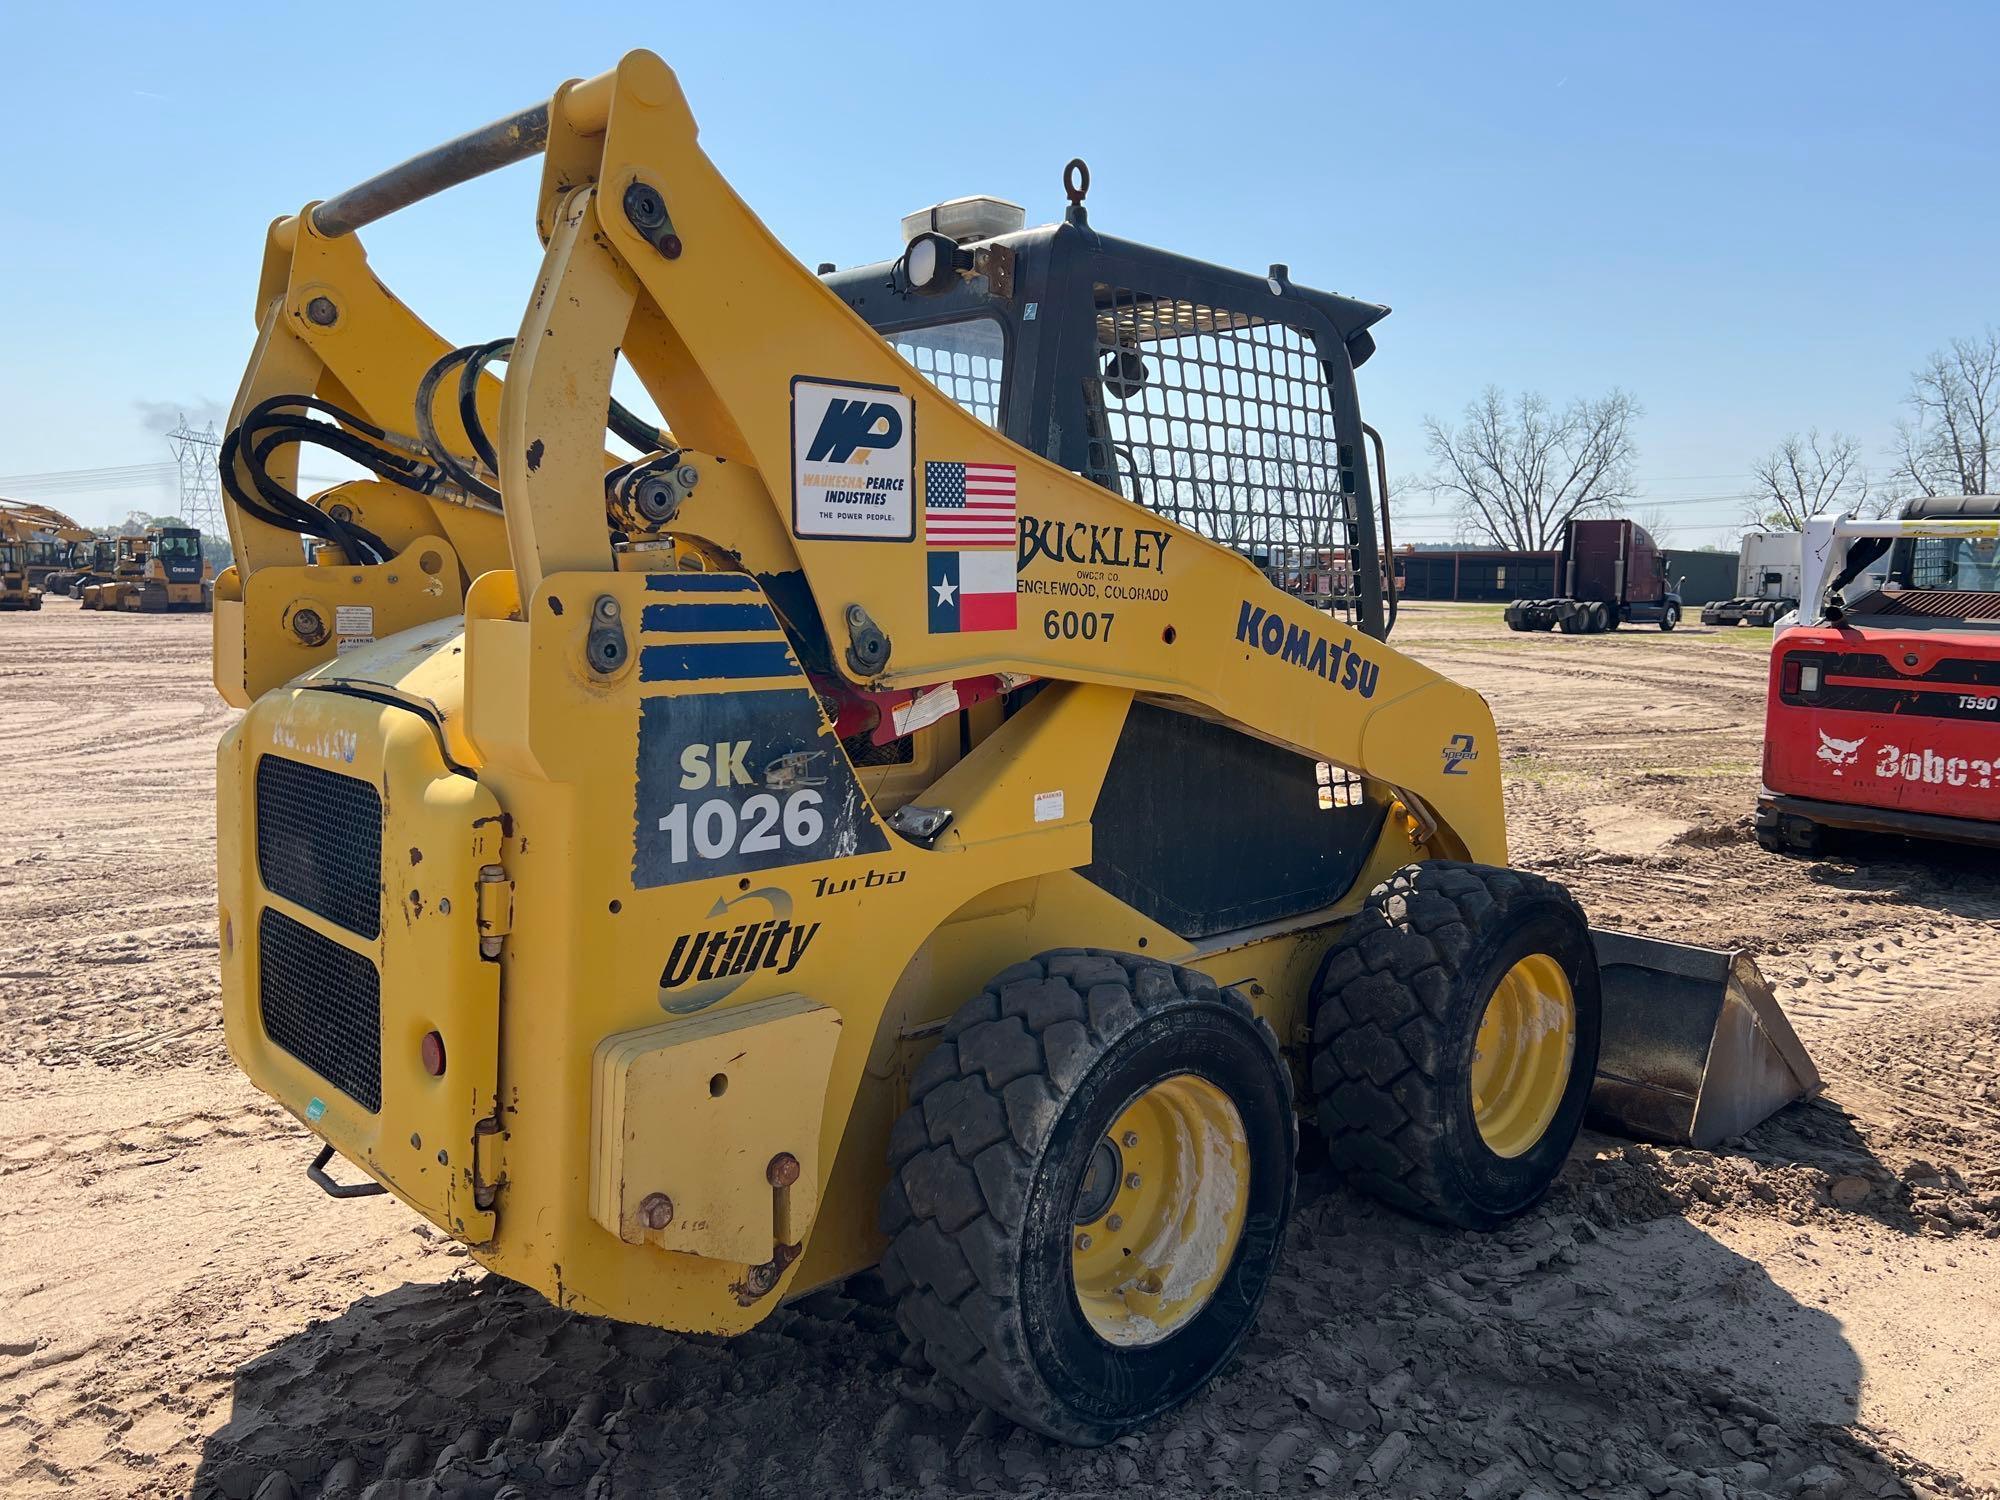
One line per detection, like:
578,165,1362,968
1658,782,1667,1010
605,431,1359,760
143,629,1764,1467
214,52,1817,1442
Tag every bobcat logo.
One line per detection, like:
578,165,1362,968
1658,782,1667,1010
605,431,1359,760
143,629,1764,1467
1817,730,1865,776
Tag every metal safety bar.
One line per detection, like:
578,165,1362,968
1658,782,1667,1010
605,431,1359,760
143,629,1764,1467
309,71,615,238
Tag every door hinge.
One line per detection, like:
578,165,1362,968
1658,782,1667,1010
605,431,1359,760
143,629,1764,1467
471,1114,505,1211
476,864,514,958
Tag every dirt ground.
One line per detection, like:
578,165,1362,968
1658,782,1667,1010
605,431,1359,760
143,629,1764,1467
2,598,1997,1500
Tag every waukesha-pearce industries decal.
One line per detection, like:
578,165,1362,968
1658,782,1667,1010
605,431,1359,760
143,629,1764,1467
1235,600,1381,698
790,376,914,541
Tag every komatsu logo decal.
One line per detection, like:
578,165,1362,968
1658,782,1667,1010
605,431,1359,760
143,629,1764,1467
1235,601,1381,699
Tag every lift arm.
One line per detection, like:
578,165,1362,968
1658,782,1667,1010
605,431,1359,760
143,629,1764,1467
224,50,1507,863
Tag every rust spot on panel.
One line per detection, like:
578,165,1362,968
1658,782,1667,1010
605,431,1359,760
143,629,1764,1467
526,438,545,472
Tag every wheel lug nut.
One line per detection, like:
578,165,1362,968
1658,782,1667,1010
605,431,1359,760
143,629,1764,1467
1125,1172,1142,1190
1122,1131,1139,1148
1107,1214,1123,1232
1074,1233,1092,1251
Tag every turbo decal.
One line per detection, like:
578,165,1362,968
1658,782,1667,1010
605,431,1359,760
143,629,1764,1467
1234,601,1380,699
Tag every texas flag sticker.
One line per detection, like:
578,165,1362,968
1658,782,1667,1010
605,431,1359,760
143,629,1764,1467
928,550,1017,633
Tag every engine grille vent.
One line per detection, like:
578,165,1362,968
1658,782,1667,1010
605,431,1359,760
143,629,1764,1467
258,907,382,1113
256,756,382,939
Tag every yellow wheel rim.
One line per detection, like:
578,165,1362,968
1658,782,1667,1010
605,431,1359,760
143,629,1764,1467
1069,1074,1250,1347
1469,953,1577,1158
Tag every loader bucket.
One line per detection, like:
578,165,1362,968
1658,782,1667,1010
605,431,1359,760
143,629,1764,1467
1586,930,1821,1148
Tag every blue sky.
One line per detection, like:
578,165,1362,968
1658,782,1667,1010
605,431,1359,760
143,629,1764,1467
1,3,1993,547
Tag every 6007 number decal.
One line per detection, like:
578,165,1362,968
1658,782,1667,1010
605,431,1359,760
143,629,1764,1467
1044,609,1114,643
659,791,824,865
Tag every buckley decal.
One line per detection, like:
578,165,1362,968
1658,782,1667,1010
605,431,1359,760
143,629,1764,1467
1018,517,1173,573
1235,600,1381,699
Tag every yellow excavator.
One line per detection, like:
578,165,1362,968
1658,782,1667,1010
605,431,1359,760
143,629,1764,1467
0,500,94,604
212,52,1817,1442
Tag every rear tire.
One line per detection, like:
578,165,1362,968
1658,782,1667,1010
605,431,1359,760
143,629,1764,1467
1755,803,1824,856
1310,862,1601,1231
1558,608,1587,635
879,951,1296,1445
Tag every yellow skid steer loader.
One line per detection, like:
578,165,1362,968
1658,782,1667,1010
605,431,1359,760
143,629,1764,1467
213,52,1815,1443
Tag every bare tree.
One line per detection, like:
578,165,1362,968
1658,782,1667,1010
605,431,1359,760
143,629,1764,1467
1892,328,2000,497
1422,387,1640,550
1747,430,1870,529
1632,504,1676,547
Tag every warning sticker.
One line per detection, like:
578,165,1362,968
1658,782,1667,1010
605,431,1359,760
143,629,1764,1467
335,603,375,654
1033,789,1065,823
790,376,914,541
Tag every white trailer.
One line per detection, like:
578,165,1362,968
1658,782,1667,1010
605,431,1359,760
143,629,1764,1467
1701,530,1801,626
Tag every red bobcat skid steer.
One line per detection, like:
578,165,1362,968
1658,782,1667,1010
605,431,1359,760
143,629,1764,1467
1761,495,2000,853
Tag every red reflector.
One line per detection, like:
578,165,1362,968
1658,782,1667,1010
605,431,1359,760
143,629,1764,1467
421,1030,447,1077
1780,657,1802,695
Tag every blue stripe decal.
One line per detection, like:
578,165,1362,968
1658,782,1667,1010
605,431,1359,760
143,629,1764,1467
644,572,759,593
639,640,797,682
641,602,778,634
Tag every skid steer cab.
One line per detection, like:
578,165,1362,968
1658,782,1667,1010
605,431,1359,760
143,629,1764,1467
212,51,1816,1444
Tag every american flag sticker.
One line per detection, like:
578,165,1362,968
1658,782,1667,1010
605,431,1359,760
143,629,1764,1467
924,461,1017,548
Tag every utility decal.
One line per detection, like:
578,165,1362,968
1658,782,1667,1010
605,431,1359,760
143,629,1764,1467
1441,734,1479,775
1817,731,1865,775
1234,601,1381,699
657,884,819,1015
790,376,914,541
1015,515,1174,605
633,689,889,889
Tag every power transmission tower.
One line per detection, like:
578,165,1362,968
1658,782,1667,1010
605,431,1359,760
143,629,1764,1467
166,415,226,547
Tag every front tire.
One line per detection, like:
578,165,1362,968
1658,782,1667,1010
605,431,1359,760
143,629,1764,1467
1659,604,1679,632
1311,862,1601,1231
879,951,1296,1445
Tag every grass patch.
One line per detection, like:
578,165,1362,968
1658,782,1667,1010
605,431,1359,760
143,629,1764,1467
1705,625,1776,652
